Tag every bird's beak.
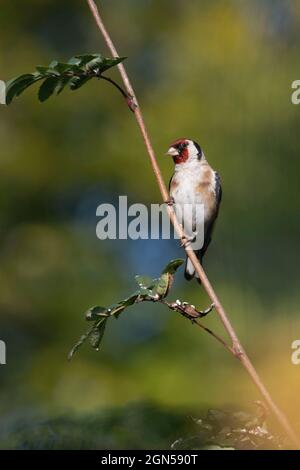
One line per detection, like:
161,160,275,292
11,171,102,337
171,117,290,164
165,146,179,157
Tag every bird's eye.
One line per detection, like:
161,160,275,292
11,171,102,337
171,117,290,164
177,142,188,152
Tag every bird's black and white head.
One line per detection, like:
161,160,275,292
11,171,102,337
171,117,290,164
166,138,203,165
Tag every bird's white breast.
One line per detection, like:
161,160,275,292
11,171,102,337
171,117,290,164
171,161,216,217
170,161,217,248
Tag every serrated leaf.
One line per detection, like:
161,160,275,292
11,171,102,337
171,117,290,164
162,258,184,275
85,306,109,321
152,273,170,298
85,57,103,71
5,73,41,104
67,56,82,66
74,54,102,67
48,60,58,69
84,56,126,74
109,295,139,319
38,76,61,102
68,318,108,359
36,66,54,76
138,288,154,298
107,293,140,320
69,75,92,90
121,293,140,307
56,75,73,95
68,325,94,360
52,62,72,74
135,275,155,290
99,57,126,73
89,318,107,350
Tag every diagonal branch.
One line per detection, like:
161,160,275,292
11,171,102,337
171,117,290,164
85,0,299,448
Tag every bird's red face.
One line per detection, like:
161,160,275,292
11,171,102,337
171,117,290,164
166,138,189,164
166,138,202,164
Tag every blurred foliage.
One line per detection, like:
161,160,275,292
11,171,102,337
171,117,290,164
0,403,191,450
172,407,284,450
0,402,283,450
1,0,300,449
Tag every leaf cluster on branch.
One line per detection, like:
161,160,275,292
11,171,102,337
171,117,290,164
68,258,215,360
5,54,126,104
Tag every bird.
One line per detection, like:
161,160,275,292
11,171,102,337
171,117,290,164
166,138,222,282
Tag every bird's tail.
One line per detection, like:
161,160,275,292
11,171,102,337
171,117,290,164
184,251,202,284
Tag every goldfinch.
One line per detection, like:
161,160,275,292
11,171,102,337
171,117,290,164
166,138,222,282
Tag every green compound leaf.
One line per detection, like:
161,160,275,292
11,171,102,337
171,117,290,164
162,258,184,275
70,259,184,359
6,54,126,104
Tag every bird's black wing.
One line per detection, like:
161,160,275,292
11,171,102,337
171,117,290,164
215,171,222,213
198,171,222,263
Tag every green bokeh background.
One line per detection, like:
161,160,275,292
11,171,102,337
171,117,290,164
1,0,300,448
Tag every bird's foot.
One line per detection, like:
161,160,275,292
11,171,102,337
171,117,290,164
180,233,196,248
164,197,175,207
